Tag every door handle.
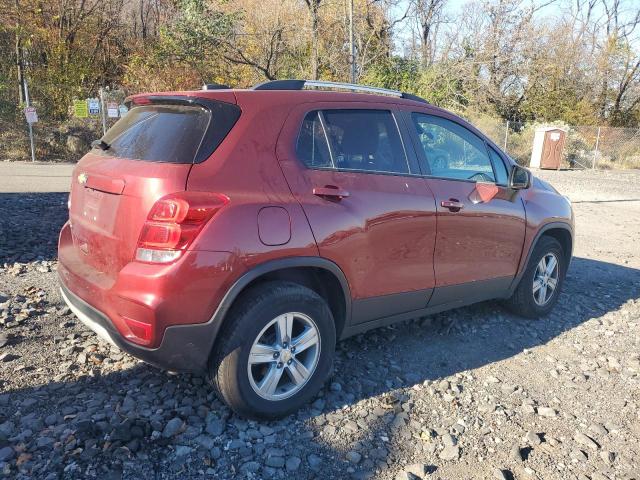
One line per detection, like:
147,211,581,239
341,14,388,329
313,186,350,200
441,199,464,211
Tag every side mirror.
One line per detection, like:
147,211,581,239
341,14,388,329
509,165,531,190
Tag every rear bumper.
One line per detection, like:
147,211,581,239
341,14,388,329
57,219,242,372
59,279,217,373
57,218,241,361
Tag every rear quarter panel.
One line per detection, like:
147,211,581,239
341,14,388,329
185,92,319,274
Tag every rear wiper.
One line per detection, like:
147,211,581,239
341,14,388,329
91,139,110,150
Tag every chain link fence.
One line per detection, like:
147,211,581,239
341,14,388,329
470,113,640,170
568,126,640,170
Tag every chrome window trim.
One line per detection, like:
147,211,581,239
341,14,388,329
390,111,412,174
317,111,336,169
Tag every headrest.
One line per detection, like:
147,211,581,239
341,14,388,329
337,117,379,156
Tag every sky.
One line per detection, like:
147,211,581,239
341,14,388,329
389,0,640,54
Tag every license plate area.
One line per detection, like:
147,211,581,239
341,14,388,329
77,187,120,236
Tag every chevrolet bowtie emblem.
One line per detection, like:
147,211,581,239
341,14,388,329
78,173,88,185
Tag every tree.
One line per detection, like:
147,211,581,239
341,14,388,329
304,0,321,79
411,0,446,66
159,0,235,82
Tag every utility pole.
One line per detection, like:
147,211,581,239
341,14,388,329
23,77,36,162
349,0,356,83
15,0,25,104
99,87,107,136
593,126,601,170
503,120,509,152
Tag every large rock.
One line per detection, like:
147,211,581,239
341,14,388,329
66,134,90,155
162,417,184,438
439,445,461,460
0,446,14,462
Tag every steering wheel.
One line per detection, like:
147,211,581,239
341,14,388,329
431,155,447,170
468,172,494,182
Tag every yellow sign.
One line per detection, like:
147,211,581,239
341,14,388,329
73,100,88,118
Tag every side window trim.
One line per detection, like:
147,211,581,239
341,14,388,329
485,143,510,186
390,111,413,175
491,143,514,172
398,109,431,176
317,111,336,168
482,140,500,185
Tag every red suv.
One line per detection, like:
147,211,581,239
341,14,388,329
58,80,574,418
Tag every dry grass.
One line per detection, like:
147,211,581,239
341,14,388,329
0,117,31,161
0,116,100,163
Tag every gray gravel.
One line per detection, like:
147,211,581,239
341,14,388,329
1,169,639,479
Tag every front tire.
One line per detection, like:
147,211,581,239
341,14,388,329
506,236,565,318
209,281,336,419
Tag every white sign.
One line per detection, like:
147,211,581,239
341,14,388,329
550,132,560,141
88,98,100,115
119,104,129,116
24,106,38,124
107,102,119,118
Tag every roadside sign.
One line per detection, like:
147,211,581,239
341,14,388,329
119,104,128,116
74,100,88,118
107,102,119,118
88,98,100,115
24,106,38,124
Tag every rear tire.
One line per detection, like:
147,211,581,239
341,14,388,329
506,236,565,319
209,281,336,419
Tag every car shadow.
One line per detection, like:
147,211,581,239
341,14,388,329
1,254,639,478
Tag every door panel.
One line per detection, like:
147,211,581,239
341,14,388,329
294,169,436,299
404,109,527,291
426,178,526,287
276,102,437,322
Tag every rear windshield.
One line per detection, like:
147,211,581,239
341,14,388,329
100,105,211,163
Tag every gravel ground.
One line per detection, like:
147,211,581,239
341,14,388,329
0,169,639,480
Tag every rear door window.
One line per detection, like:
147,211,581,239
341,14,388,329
100,105,210,163
296,111,334,168
296,109,409,174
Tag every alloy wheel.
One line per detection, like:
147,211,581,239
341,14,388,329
247,312,321,401
532,253,559,306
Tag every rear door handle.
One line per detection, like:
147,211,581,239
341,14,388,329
313,186,350,200
441,199,464,211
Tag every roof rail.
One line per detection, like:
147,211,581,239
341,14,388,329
252,79,428,103
202,83,230,90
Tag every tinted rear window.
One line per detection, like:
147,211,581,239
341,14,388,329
100,105,210,163
296,109,409,174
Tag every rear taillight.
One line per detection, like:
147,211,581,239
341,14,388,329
135,192,228,263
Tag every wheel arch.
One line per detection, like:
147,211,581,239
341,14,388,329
210,257,351,345
510,222,573,293
541,227,573,269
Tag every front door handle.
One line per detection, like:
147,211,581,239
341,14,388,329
441,199,464,211
313,186,350,200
